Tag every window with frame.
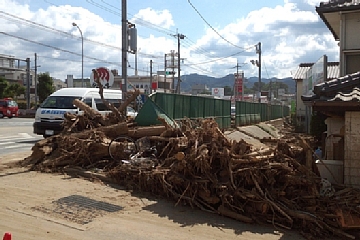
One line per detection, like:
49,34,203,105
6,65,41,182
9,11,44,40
83,97,92,107
346,54,360,75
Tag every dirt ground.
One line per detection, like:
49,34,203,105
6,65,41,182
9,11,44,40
0,151,304,240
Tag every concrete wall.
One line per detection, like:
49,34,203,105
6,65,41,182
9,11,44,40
344,13,360,50
325,117,344,160
344,112,360,187
296,80,306,117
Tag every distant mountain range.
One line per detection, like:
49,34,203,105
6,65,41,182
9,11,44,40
180,74,295,93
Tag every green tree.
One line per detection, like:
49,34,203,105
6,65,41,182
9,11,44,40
252,82,266,93
37,73,55,103
4,83,25,100
0,77,9,99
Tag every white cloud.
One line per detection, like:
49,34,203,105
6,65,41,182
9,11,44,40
0,0,339,81
132,8,174,29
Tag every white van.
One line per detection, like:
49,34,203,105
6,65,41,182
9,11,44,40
33,88,123,137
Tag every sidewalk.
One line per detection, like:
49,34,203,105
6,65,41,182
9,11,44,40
0,151,31,165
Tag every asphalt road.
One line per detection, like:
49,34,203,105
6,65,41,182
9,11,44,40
0,117,43,156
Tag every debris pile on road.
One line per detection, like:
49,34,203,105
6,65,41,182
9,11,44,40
21,82,360,240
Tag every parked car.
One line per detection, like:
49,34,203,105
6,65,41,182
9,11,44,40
34,88,123,137
127,106,138,118
0,98,19,118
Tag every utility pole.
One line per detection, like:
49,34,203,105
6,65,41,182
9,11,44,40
121,0,127,93
164,53,167,93
176,33,185,93
171,51,175,92
150,59,152,94
26,58,30,109
257,42,262,103
34,53,38,106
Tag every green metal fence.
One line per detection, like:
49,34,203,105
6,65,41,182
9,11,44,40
136,92,290,128
148,92,231,129
235,101,290,127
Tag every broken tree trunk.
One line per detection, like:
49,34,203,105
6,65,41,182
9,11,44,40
118,89,140,112
73,99,107,126
63,122,129,139
128,125,166,139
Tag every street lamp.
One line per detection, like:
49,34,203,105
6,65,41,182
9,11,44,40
72,22,84,87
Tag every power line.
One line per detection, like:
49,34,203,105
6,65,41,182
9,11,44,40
186,45,255,66
0,10,166,60
0,32,121,65
0,11,121,51
263,60,271,79
187,0,245,50
83,0,224,61
39,1,242,63
184,61,223,77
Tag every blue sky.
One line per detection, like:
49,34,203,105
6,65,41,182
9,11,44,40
0,0,338,81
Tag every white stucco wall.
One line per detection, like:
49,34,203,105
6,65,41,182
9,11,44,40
296,80,306,117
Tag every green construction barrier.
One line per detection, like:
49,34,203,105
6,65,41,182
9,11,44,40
254,114,261,123
135,97,178,127
239,114,246,126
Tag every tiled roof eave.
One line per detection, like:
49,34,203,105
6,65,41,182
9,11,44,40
316,7,340,40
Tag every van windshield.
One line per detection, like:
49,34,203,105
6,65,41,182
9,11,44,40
41,96,81,109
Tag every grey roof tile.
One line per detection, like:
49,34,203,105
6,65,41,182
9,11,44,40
330,87,360,101
292,62,339,80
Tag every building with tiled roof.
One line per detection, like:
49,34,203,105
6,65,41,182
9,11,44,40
303,0,360,187
316,0,360,76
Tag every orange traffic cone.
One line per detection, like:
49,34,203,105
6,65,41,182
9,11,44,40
3,232,11,240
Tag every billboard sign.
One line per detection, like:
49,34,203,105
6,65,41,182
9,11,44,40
212,87,224,97
234,72,244,100
90,67,114,88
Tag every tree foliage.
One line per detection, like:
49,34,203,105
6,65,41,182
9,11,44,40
0,77,9,99
0,77,25,99
4,83,25,99
38,73,55,103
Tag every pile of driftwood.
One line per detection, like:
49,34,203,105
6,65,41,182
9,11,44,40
22,81,360,240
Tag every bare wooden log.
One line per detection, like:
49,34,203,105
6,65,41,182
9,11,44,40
218,205,253,223
64,122,129,139
118,89,140,112
73,99,107,126
128,125,166,138
242,148,273,158
73,99,100,119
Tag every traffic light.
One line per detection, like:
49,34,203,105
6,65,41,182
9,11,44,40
165,71,175,75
